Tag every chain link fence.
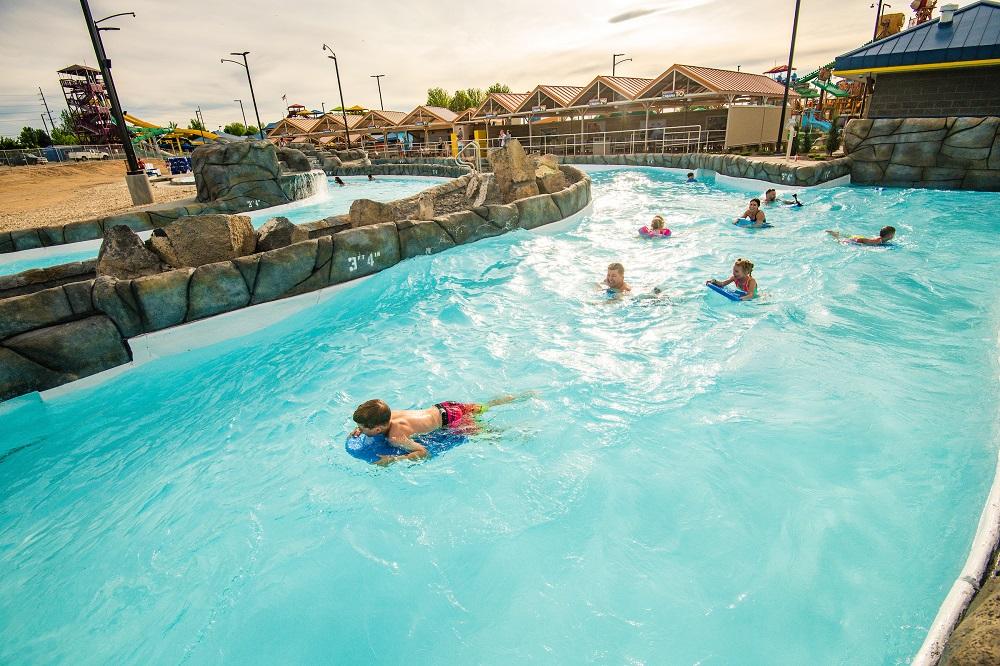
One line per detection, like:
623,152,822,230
0,143,165,167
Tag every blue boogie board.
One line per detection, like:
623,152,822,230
734,218,773,228
707,283,747,301
345,430,469,464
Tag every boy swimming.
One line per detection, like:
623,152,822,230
351,395,522,465
826,226,895,246
686,172,697,183
707,257,758,301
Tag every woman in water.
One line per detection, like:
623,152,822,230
735,198,767,227
707,258,758,301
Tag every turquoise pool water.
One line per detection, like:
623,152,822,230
1,168,998,664
0,176,448,277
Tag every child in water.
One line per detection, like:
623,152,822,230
686,172,697,183
640,215,671,237
602,262,632,298
735,198,767,227
351,395,522,465
826,226,895,246
707,258,758,300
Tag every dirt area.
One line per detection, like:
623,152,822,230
0,160,197,233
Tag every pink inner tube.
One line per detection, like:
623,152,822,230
639,226,671,238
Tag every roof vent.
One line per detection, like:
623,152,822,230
939,3,958,25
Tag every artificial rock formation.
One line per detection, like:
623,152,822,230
95,225,164,279
255,217,308,252
146,214,256,268
489,139,540,203
940,573,1000,665
533,153,569,194
844,116,1000,190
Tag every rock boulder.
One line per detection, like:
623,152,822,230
147,214,256,268
96,225,164,279
276,147,312,173
256,216,308,252
488,139,540,203
533,153,569,194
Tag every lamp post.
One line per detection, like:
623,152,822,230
234,98,246,128
79,1,151,203
612,53,632,77
775,0,802,154
221,52,264,140
322,43,352,148
870,1,891,40
371,74,385,111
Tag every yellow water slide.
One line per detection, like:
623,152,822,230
124,113,220,141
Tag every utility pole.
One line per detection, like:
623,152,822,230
323,43,352,148
40,114,50,135
79,0,151,204
234,99,246,127
221,52,265,139
371,74,385,111
38,87,56,132
775,0,802,154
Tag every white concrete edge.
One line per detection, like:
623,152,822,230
529,200,594,235
912,438,1000,664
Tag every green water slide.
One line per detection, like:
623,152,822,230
811,79,850,97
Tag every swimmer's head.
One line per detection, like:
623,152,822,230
687,172,694,179
764,189,777,202
353,399,391,435
748,198,761,210
651,215,665,230
880,225,896,241
606,262,626,289
733,257,754,278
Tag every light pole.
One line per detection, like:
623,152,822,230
775,0,802,154
871,1,891,40
371,74,385,111
322,43,352,148
221,52,265,140
234,98,246,128
79,1,151,203
612,53,631,77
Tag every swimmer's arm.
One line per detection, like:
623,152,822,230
855,236,880,246
375,436,428,466
825,230,842,239
739,277,757,301
707,277,734,287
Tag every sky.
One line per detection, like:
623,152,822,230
0,0,894,138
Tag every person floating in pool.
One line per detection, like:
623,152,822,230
707,257,758,301
763,189,802,207
367,174,375,181
602,262,632,298
334,176,346,186
351,395,523,465
640,215,671,237
826,226,895,246
686,172,697,183
735,198,767,227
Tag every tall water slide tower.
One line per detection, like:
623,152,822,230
58,64,118,144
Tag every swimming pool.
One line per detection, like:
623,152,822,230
0,176,449,277
1,167,997,663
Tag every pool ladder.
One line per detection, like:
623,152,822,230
455,141,482,172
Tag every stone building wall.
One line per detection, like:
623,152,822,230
844,116,1000,190
869,67,1000,119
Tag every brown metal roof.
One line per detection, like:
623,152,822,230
538,85,584,106
421,106,458,122
368,110,408,125
491,92,529,112
653,65,797,98
58,64,101,75
603,76,654,98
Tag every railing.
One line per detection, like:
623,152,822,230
455,140,482,171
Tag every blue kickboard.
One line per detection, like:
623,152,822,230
707,283,747,301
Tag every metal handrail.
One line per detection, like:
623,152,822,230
455,140,481,171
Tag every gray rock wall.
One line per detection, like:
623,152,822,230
559,153,852,187
0,165,592,402
844,116,1000,190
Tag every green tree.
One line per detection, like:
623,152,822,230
245,125,259,137
825,116,841,155
486,83,511,94
0,136,20,149
17,126,51,148
448,88,485,112
188,118,206,131
224,122,247,136
426,87,452,108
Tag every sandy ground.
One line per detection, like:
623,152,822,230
0,160,197,233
